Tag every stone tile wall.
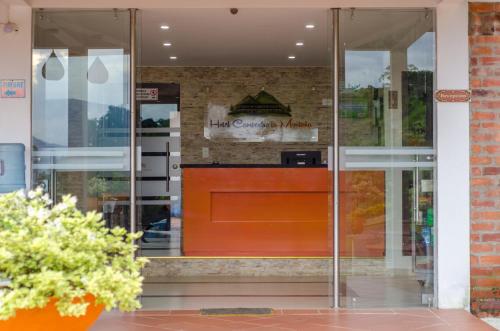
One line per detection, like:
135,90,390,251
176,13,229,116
139,66,332,164
143,258,389,278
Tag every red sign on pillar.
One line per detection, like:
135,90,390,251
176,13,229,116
434,89,471,103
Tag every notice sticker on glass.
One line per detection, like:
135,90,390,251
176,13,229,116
421,179,433,193
389,90,398,109
136,88,158,101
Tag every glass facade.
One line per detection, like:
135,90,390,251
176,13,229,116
338,9,436,307
32,10,132,228
134,8,335,309
135,8,333,261
30,7,437,309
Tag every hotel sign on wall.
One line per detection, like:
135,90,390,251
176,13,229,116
434,89,471,103
205,91,319,142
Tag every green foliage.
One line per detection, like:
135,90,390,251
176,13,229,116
403,96,427,146
0,189,148,320
86,176,109,197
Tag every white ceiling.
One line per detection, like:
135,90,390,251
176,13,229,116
139,8,331,67
139,8,432,67
33,8,433,67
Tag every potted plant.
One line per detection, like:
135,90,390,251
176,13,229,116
0,189,147,331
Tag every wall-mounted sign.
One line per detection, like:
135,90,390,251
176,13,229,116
136,87,158,101
389,90,398,109
205,103,318,143
435,89,471,103
0,79,25,98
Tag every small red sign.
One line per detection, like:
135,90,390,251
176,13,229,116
435,89,471,103
136,88,159,101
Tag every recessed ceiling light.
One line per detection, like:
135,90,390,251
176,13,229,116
305,24,315,29
288,55,296,60
296,41,304,46
160,25,170,30
170,56,177,60
163,42,172,47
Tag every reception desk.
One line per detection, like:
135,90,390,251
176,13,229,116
182,165,385,257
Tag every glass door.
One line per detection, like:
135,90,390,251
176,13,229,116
135,8,335,309
32,10,132,229
136,83,182,257
336,8,436,307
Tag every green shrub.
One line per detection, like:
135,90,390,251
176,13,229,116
0,189,147,319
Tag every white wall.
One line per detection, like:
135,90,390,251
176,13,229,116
436,0,470,309
0,3,31,187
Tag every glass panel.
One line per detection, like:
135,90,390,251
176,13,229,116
136,8,334,309
136,83,182,257
338,9,435,307
32,10,131,229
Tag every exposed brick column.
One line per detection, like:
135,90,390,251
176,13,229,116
469,2,500,318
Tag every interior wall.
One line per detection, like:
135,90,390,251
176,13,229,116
139,66,332,164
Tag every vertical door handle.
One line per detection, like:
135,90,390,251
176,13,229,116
327,146,333,171
411,169,418,272
166,142,170,193
0,160,4,176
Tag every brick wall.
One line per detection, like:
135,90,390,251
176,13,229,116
469,2,500,317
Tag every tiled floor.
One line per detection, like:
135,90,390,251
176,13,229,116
91,309,495,331
141,276,330,310
140,275,427,309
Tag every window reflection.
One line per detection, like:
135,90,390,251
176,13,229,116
339,9,436,308
32,10,131,228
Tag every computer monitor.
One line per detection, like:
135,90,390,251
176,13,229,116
281,151,321,166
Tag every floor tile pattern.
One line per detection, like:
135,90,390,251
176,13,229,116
91,309,495,331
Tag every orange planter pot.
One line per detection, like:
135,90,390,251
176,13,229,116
0,295,104,331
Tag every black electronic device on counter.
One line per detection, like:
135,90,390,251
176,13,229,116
281,151,322,167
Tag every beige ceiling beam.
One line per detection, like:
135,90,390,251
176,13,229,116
0,0,30,6
29,0,443,9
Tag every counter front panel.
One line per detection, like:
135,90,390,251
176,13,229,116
183,166,385,257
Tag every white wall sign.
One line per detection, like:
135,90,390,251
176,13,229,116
0,79,25,98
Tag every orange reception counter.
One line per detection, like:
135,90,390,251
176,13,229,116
182,165,385,257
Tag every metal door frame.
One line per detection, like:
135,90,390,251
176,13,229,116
331,8,340,309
